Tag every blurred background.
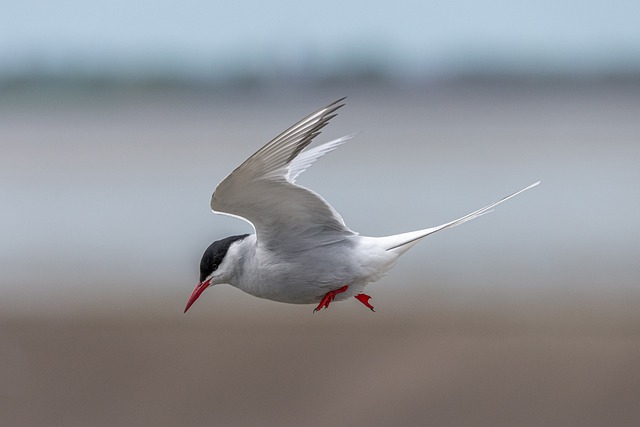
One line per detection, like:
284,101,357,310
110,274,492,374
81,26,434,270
1,0,639,426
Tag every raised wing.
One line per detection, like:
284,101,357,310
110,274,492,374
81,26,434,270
210,98,356,251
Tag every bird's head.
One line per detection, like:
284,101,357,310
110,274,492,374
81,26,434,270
184,234,250,313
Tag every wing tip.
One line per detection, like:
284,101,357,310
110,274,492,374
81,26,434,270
324,97,347,114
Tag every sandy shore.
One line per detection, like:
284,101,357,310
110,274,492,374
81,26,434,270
2,296,639,427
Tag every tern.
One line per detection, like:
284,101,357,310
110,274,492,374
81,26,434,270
184,98,539,313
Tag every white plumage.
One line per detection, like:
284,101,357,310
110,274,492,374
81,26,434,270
184,98,539,313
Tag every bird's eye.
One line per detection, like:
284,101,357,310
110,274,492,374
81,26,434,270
212,264,218,271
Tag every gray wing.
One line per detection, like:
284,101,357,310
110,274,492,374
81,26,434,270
210,98,357,251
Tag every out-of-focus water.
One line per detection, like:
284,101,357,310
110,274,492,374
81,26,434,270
1,83,639,314
2,83,639,427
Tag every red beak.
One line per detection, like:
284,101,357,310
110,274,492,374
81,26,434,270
184,279,211,313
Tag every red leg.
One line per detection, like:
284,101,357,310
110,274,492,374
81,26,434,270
354,294,375,312
313,285,349,313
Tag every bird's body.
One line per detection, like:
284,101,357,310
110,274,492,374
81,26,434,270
209,233,398,305
184,98,539,313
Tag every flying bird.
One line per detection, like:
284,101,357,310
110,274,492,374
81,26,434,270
184,98,539,313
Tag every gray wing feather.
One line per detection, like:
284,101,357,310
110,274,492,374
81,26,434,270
210,98,356,250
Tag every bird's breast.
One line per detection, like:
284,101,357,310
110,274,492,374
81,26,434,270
233,245,365,304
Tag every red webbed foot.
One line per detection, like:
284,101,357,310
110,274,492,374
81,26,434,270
313,285,349,313
354,293,375,312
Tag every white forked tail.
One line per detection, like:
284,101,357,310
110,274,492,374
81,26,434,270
382,181,540,254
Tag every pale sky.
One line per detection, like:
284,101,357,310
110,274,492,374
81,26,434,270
1,0,639,77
